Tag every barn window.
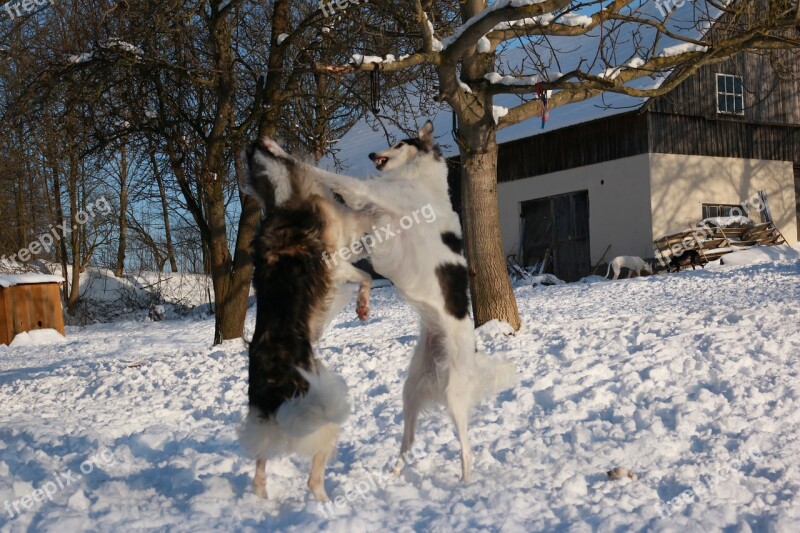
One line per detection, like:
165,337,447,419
702,203,746,219
716,73,744,115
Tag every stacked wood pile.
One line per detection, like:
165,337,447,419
654,219,787,271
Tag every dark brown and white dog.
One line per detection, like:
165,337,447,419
669,249,705,272
237,139,373,501
257,122,516,483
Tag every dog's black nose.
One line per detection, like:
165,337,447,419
368,152,376,161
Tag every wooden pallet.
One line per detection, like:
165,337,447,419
654,221,787,271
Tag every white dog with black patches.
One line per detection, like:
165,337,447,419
259,121,515,482
605,255,653,280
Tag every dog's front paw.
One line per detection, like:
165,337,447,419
309,486,329,502
259,136,288,158
356,299,370,321
392,459,404,478
253,482,268,499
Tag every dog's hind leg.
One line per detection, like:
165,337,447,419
394,378,424,477
308,450,332,502
447,367,474,483
394,380,424,477
393,331,432,477
448,321,484,483
253,458,268,499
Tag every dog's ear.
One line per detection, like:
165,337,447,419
240,142,268,208
418,120,434,141
417,120,435,152
242,138,293,209
258,136,290,158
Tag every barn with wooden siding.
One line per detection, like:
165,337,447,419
0,275,65,346
482,48,800,282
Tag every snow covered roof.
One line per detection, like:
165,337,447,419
323,84,647,176
0,274,64,288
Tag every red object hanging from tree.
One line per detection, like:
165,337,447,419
536,82,549,129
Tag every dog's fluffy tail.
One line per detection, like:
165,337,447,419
469,351,517,406
239,365,350,459
275,366,350,436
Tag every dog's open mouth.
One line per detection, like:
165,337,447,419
372,156,388,170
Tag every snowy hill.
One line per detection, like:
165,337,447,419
1,257,800,531
33,266,225,324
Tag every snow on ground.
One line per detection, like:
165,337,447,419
59,268,217,309
721,245,800,267
1,258,800,531
39,266,221,323
8,329,66,348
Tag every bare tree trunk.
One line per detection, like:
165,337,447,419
203,130,259,346
212,0,290,344
216,148,261,342
205,172,232,344
150,150,178,272
15,176,25,249
114,143,128,277
51,165,70,293
205,7,237,345
460,140,521,330
67,152,81,314
452,0,521,330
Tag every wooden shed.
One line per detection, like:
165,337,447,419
0,275,65,346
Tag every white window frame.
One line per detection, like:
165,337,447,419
716,73,745,116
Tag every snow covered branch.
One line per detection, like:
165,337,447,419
444,0,575,61
309,0,798,137
485,13,601,45
497,29,799,128
316,50,439,75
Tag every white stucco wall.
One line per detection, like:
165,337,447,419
649,154,797,244
497,154,654,264
496,153,798,267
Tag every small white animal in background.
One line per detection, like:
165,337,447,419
605,255,653,280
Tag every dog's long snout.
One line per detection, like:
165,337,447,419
368,152,377,161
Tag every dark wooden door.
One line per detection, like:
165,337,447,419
521,191,590,282
520,197,552,272
795,164,800,242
